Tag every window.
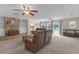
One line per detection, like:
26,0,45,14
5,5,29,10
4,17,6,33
69,21,76,29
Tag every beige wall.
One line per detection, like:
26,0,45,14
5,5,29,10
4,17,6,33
60,17,79,34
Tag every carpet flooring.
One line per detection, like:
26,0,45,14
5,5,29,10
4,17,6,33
0,35,79,54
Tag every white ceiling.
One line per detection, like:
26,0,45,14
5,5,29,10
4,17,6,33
0,4,79,20
18,4,79,20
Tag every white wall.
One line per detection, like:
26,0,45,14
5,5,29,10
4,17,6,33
60,17,79,34
0,16,4,36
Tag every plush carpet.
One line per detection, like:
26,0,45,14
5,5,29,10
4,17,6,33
0,34,79,54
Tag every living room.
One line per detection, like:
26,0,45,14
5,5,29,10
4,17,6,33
0,4,79,54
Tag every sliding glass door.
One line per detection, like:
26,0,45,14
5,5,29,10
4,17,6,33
39,20,61,35
53,21,60,35
40,21,53,30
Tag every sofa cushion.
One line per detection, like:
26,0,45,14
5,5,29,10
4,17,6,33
26,37,33,44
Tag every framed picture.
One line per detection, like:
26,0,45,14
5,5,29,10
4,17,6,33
69,21,76,29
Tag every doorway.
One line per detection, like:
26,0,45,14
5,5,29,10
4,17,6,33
53,21,60,36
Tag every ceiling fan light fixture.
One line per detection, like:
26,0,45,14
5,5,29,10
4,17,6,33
14,5,38,16
24,11,30,14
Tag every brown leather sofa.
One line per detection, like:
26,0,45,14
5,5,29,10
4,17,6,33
23,30,45,53
44,30,52,45
36,28,52,45
23,28,52,53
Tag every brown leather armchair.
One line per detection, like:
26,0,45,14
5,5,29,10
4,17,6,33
23,30,45,53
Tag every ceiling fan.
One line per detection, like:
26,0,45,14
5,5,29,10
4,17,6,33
14,5,38,16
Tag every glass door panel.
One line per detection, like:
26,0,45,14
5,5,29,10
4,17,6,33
40,21,53,30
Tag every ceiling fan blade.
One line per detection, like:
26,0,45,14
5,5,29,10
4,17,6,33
29,12,34,16
31,10,38,12
14,9,24,11
22,13,25,15
23,5,26,8
23,5,28,12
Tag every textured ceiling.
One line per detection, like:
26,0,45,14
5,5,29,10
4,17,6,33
18,4,79,20
0,4,79,20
